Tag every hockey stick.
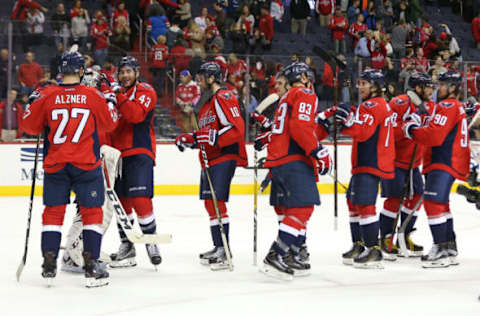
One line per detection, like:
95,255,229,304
253,132,258,266
191,106,234,271
327,173,349,192
388,144,418,252
102,159,172,244
16,135,41,282
468,107,480,130
397,195,424,257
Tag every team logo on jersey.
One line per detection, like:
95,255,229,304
363,101,378,108
394,98,407,105
441,102,454,108
20,147,44,162
198,110,216,128
221,92,232,100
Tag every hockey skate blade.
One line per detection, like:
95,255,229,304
422,258,450,269
200,258,210,265
292,269,311,277
44,278,54,288
342,258,354,266
381,252,398,262
210,262,233,271
353,261,384,269
109,258,137,268
398,250,423,258
449,256,459,266
85,278,109,288
259,264,294,281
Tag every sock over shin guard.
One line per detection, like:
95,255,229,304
357,205,379,247
347,199,361,243
424,200,448,244
380,197,400,237
41,205,67,255
205,199,229,247
130,197,156,234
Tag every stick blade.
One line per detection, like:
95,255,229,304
16,262,25,282
397,232,410,258
126,232,173,244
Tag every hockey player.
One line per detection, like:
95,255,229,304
379,72,435,259
403,71,470,268
108,56,162,268
336,69,395,269
175,62,247,270
259,62,331,279
21,51,118,287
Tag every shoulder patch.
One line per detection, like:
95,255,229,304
219,91,233,100
439,101,455,108
139,82,153,90
363,101,378,108
393,98,407,106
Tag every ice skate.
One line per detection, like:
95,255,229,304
83,252,109,288
380,235,399,261
354,246,384,269
421,243,450,268
41,251,57,287
199,247,218,265
260,248,294,281
208,247,233,271
146,244,162,268
446,241,458,266
397,230,424,257
109,241,136,268
284,252,311,277
298,246,310,263
342,241,365,265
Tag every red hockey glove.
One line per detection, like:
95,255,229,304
310,145,332,176
175,133,196,152
335,103,354,127
254,130,272,151
402,113,421,140
250,111,272,131
194,128,218,147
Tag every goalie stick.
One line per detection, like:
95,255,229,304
397,195,424,257
102,159,172,244
253,134,258,266
16,135,41,282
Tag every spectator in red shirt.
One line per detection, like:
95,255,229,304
413,47,428,73
17,51,42,96
11,0,47,21
227,53,247,84
472,11,480,49
316,0,335,26
91,11,111,67
112,1,129,29
368,36,387,70
112,15,131,51
349,13,367,50
259,5,274,51
176,70,200,132
150,35,169,96
0,88,23,141
169,39,191,75
70,0,82,18
328,7,349,55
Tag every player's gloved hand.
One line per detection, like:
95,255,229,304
250,111,272,130
254,130,272,151
175,133,196,152
465,101,477,117
316,106,336,132
111,81,122,94
310,145,332,176
335,103,353,127
103,90,117,107
402,113,421,139
194,128,218,147
28,89,41,104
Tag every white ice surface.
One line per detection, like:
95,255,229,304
2,194,480,316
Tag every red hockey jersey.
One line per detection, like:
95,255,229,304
150,43,169,68
112,82,157,161
265,86,320,168
388,94,424,169
176,81,201,106
342,97,395,179
197,88,247,168
411,98,470,180
22,83,118,173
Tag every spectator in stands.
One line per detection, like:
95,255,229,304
71,7,90,52
394,0,407,23
363,1,376,30
213,0,227,36
354,29,372,58
25,7,45,48
166,18,184,48
226,73,240,96
241,85,259,114
226,0,242,23
84,52,94,68
414,47,428,73
11,0,48,52
175,0,192,29
101,58,116,82
206,26,224,52
368,34,387,70
91,11,111,67
112,15,131,52
329,7,348,55
440,23,461,60
317,0,335,27
423,35,439,59
170,38,191,75
238,5,255,36
50,42,64,79
472,11,480,49
176,70,200,132
391,19,408,59
271,0,285,26
406,0,422,27
186,21,206,54
230,22,249,54
148,5,170,45
51,3,70,48
194,7,209,31
70,0,83,18
0,49,8,100
321,59,334,103
347,0,361,25
349,13,367,50
291,52,301,62
258,5,274,51
228,53,247,83
385,82,397,101
428,56,447,81
112,1,129,30
400,48,414,70
37,68,56,89
187,48,206,76
150,35,169,96
17,51,42,96
380,0,394,30
0,88,23,141
290,0,311,36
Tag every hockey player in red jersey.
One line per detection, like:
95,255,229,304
175,62,247,270
336,69,395,269
379,72,435,259
403,71,470,268
21,51,118,287
256,62,331,279
108,56,162,268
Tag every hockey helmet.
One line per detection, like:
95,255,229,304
277,62,310,84
438,71,462,86
197,61,223,83
117,55,140,74
359,69,385,87
408,72,434,90
59,51,85,75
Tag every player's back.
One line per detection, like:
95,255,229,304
23,84,117,172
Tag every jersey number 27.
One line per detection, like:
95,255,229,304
51,108,91,144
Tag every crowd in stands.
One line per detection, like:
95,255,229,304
1,0,480,140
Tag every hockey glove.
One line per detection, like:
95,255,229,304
194,128,218,147
402,113,421,139
27,89,41,104
103,90,117,107
310,145,332,176
250,111,272,131
254,130,272,151
335,103,354,127
111,81,122,94
175,133,197,152
316,106,336,132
